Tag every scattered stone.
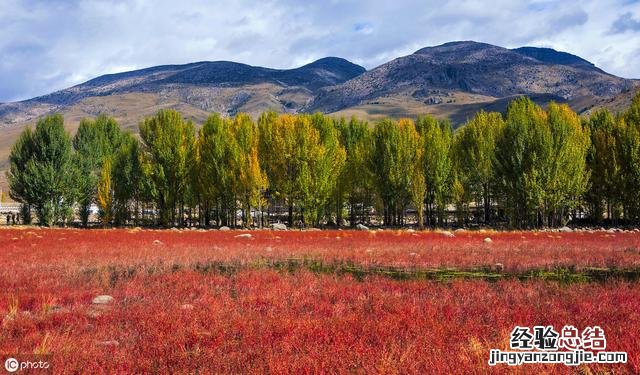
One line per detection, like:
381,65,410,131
219,226,231,231
92,295,114,305
153,239,163,245
484,237,493,243
270,223,287,231
494,263,504,272
606,229,616,234
409,252,418,256
180,304,195,311
235,233,253,239
441,231,455,238
559,226,572,233
356,224,369,231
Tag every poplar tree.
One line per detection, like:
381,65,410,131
111,133,144,225
545,103,590,226
335,117,375,226
73,115,122,226
454,111,504,224
139,109,195,226
417,115,453,226
96,158,113,226
372,118,422,226
7,114,78,226
495,97,551,228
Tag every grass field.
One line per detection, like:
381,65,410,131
1,228,639,373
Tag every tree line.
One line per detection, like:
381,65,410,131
7,94,640,229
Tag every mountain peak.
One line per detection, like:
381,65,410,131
414,41,500,55
511,46,597,70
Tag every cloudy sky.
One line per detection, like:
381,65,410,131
1,0,640,102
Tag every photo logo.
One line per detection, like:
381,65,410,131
4,358,19,373
3,357,50,372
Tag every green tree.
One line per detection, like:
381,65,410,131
454,111,504,224
73,115,123,226
7,114,78,226
139,109,196,226
417,116,453,226
230,114,268,228
304,113,346,226
372,118,422,226
585,109,620,221
544,103,590,226
618,96,640,221
111,133,144,225
335,117,375,226
495,97,552,228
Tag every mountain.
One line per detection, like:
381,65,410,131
309,41,638,124
0,57,366,127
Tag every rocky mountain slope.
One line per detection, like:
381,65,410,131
1,41,638,131
0,57,366,126
309,41,637,123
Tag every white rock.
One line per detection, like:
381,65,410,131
356,224,369,231
270,223,287,231
92,295,114,305
219,226,231,231
180,304,194,310
235,233,253,239
441,231,455,238
559,226,572,233
484,237,493,243
153,239,163,245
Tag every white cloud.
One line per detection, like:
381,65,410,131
1,0,639,101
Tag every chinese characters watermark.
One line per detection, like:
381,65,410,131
488,325,627,366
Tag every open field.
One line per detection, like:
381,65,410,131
1,228,639,373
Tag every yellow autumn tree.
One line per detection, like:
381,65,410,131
96,158,113,226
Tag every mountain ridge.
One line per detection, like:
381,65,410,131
1,41,638,130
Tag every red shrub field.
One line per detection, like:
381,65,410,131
1,227,639,373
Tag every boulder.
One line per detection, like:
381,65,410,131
559,226,572,233
92,295,114,305
219,226,231,231
270,223,287,231
234,233,253,239
356,224,369,231
484,237,493,243
441,231,455,238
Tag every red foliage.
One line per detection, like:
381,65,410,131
0,228,638,373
